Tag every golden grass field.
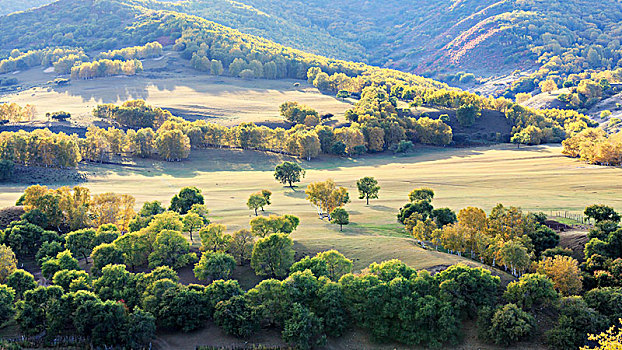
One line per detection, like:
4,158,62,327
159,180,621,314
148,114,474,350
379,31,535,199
0,144,620,275
0,53,353,126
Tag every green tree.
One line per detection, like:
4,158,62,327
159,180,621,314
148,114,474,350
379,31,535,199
546,296,608,350
274,161,305,189
214,295,260,338
199,223,232,252
5,269,36,299
585,204,621,223
330,208,350,231
251,233,295,278
193,251,236,281
456,104,481,127
282,303,326,350
316,250,352,280
504,273,559,310
182,212,203,242
247,193,268,216
41,250,79,279
64,228,96,263
170,187,204,214
90,243,124,276
481,303,535,346
126,307,156,348
528,225,560,256
0,284,15,325
409,188,434,202
148,230,197,269
228,229,255,265
356,177,380,205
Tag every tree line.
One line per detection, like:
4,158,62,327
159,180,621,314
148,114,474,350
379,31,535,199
562,128,622,166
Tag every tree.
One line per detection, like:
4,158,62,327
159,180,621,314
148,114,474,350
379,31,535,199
64,228,96,263
546,296,608,350
280,102,319,125
148,230,196,269
305,179,350,219
90,243,124,276
540,79,558,93
315,250,352,280
170,187,204,214
581,322,622,350
585,204,620,223
274,161,305,189
251,233,295,278
113,232,150,271
528,225,560,256
126,308,156,349
228,229,255,265
182,212,203,242
214,295,260,338
193,251,236,281
356,177,380,205
456,104,481,127
250,215,300,237
0,284,15,325
409,188,434,202
41,250,80,279
247,193,267,216
155,129,190,161
482,303,535,346
504,273,559,310
199,223,232,252
431,207,457,227
5,269,36,299
282,303,326,350
330,208,350,231
537,256,582,296
0,244,17,282
435,264,500,319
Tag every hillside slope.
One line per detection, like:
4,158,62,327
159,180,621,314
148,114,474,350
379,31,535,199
122,0,622,80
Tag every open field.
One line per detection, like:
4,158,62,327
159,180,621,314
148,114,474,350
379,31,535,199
1,144,620,275
0,53,353,126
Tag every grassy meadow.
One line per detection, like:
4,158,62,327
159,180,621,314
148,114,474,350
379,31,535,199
1,143,620,274
0,54,353,126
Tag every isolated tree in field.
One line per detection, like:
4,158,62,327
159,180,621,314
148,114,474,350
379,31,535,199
305,179,350,219
357,177,380,205
585,204,620,223
170,187,204,214
274,161,305,189
0,244,17,282
183,212,203,242
194,251,236,281
537,256,583,296
409,188,434,202
251,233,295,278
330,208,350,231
247,193,267,216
